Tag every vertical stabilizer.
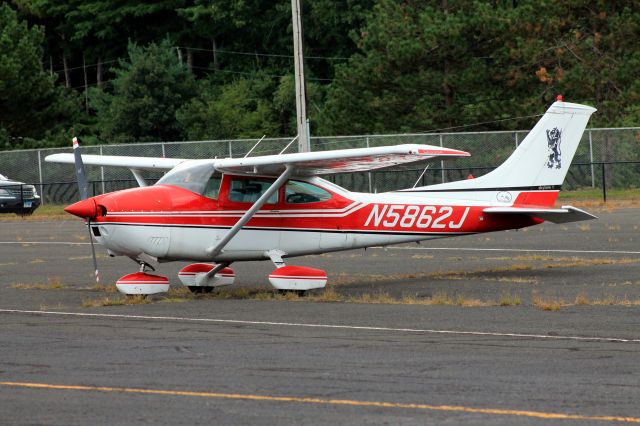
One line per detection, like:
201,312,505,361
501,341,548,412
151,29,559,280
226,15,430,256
402,100,596,205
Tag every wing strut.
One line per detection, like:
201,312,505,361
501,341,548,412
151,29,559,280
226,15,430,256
205,166,294,260
130,169,147,187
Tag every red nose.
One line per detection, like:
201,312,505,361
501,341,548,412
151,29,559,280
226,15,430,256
65,198,98,219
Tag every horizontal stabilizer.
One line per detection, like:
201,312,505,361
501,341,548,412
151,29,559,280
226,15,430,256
483,205,597,224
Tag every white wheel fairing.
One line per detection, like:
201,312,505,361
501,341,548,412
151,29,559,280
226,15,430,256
116,272,170,295
268,266,327,290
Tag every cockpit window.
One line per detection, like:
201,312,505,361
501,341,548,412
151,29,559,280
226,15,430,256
285,180,332,204
204,174,222,200
228,177,278,204
156,163,214,195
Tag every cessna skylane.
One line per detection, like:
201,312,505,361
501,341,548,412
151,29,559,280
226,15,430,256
46,99,597,295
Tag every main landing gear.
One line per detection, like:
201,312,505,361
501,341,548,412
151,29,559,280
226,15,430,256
178,263,235,294
266,250,328,293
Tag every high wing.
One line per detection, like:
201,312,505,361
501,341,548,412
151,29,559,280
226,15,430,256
483,206,598,224
44,153,185,171
214,144,469,176
45,144,469,176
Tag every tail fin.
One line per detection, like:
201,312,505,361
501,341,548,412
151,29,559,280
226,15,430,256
403,100,596,206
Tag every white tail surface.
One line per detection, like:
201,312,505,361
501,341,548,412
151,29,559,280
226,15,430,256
409,101,596,192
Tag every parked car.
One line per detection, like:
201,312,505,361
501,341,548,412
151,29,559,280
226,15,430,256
0,173,41,215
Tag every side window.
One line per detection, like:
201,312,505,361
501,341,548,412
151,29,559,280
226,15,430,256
285,180,332,204
204,175,222,200
228,178,278,204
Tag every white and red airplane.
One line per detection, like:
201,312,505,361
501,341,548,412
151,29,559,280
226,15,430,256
46,99,596,295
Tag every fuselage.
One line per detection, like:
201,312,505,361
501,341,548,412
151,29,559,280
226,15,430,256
76,173,543,263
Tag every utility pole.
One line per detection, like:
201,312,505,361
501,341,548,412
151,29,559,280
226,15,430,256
291,0,310,152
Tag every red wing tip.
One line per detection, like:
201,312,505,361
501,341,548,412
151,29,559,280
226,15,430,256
417,148,470,157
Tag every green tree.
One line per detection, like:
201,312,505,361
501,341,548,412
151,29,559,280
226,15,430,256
0,3,78,147
177,75,278,140
92,39,197,143
320,0,511,135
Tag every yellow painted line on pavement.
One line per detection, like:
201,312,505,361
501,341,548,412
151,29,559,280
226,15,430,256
1,381,639,423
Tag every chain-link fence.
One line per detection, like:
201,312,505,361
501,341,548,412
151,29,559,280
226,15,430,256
2,127,639,204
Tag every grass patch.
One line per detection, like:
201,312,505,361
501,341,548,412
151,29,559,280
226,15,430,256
499,292,521,306
574,293,590,305
87,283,118,293
589,296,640,306
11,276,63,290
349,291,397,304
81,295,150,307
558,188,640,202
0,204,70,221
430,290,457,305
532,294,564,311
428,265,533,281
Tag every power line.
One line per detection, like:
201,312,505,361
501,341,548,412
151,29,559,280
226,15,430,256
421,114,544,133
190,65,337,82
177,46,349,61
52,59,121,74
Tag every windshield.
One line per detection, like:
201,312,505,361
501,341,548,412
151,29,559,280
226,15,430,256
156,163,214,195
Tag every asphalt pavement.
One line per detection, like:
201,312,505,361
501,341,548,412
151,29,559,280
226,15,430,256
0,208,639,425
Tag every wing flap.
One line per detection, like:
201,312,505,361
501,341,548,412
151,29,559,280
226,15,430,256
214,144,470,176
483,205,597,224
45,153,184,171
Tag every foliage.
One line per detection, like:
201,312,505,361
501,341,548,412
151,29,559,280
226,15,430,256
0,3,78,148
4,0,640,149
176,75,277,140
91,39,197,143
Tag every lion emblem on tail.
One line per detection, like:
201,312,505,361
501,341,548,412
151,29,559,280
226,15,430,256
546,127,562,169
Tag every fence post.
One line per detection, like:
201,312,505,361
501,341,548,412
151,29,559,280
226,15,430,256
161,142,166,158
439,134,445,183
37,150,44,205
515,132,519,148
366,136,372,193
100,146,105,195
589,130,595,188
601,162,607,203
228,140,233,158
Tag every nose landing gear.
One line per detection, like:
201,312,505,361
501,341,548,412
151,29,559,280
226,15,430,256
115,262,169,295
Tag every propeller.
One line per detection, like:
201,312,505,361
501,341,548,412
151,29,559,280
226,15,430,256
72,137,100,283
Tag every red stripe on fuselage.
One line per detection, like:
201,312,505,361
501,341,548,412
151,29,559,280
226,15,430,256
88,185,540,235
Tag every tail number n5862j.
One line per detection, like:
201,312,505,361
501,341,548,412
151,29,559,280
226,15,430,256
364,204,470,229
